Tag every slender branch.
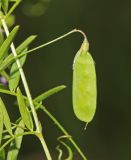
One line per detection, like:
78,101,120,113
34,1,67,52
40,106,88,160
24,28,88,55
3,29,88,72
0,18,52,160
0,18,40,132
37,133,52,160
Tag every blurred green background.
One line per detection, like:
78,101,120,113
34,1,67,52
5,0,131,159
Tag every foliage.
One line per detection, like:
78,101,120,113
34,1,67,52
0,0,97,159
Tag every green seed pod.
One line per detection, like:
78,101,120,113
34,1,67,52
72,38,97,123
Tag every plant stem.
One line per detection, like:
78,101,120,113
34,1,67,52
5,29,88,69
1,18,40,132
1,131,52,160
40,106,88,160
0,87,88,159
0,18,52,160
0,27,89,159
24,28,88,55
37,133,52,160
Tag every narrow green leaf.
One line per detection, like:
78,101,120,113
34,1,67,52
6,0,21,18
34,85,66,102
0,84,65,105
0,35,37,73
0,149,5,160
7,120,24,160
0,53,18,73
9,48,27,91
26,85,66,109
0,25,19,60
0,97,12,135
15,35,37,55
0,112,3,146
1,0,9,13
7,35,37,60
17,88,33,130
0,88,16,96
0,57,13,73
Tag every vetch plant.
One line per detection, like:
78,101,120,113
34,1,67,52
0,0,97,160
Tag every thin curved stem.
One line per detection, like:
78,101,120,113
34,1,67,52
75,29,88,41
3,29,89,70
40,105,88,160
23,28,88,55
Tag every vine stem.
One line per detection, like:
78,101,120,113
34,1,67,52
24,28,88,55
0,88,88,160
0,19,40,132
8,29,89,66
40,106,88,160
0,18,52,160
38,134,52,160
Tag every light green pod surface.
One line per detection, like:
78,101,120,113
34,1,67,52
73,41,97,123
